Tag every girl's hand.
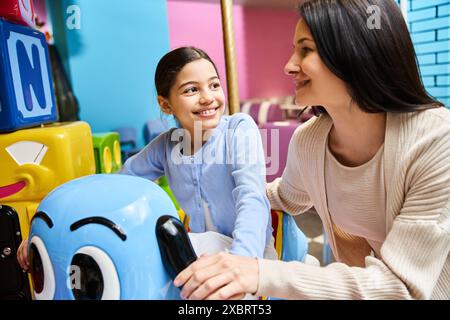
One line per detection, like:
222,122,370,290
174,252,259,300
17,238,30,271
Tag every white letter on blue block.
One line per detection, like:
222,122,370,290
7,32,53,118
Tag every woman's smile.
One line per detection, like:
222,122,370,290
295,79,311,91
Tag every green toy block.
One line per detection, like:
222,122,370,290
92,132,122,174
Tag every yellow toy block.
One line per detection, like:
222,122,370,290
0,121,96,299
0,121,96,239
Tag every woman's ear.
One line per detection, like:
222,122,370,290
158,96,172,115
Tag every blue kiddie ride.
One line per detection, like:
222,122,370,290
27,174,310,300
28,174,183,300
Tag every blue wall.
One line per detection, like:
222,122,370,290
47,0,171,147
407,0,450,107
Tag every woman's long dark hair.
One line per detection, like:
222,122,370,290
298,0,443,114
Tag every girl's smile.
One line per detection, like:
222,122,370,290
193,106,222,118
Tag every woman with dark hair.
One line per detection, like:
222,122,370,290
174,0,450,299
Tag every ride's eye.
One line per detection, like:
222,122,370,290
6,141,48,165
71,254,103,300
70,247,120,300
29,236,55,300
30,243,44,293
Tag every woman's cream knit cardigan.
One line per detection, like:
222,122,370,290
258,107,450,299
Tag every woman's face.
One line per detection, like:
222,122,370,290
285,19,350,109
160,58,225,138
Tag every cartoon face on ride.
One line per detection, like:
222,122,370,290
0,122,95,203
28,174,181,300
0,139,54,201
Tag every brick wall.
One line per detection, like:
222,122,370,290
406,0,450,107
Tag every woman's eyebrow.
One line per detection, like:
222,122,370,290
297,37,314,45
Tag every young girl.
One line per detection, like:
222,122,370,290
119,47,276,260
16,47,276,273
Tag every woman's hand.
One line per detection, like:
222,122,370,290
173,252,259,300
17,238,30,271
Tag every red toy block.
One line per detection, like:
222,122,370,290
0,0,35,27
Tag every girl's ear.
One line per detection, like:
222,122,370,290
158,96,172,115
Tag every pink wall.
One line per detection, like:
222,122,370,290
242,8,299,99
167,1,235,98
167,1,298,101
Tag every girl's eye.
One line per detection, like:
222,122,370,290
210,82,221,90
184,87,198,94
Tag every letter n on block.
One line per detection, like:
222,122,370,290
0,19,57,132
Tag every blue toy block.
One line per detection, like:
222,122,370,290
0,18,57,132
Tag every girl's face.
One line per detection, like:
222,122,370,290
284,20,350,109
160,58,225,138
